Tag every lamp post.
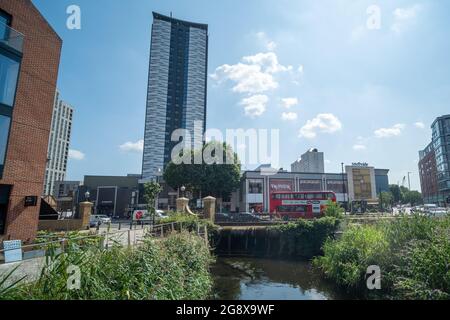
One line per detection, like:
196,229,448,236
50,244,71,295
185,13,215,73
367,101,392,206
181,185,186,198
85,191,90,202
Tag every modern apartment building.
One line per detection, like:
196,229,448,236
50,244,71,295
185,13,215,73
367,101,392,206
43,90,73,196
0,0,62,241
291,149,325,173
419,115,450,206
141,12,208,182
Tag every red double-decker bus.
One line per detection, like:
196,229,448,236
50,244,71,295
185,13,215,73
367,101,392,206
270,191,337,220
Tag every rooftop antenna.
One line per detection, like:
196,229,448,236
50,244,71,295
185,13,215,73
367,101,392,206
170,11,172,18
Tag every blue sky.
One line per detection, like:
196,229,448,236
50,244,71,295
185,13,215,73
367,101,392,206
33,0,450,191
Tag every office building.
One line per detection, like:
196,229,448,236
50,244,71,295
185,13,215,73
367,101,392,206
43,90,73,196
291,149,325,173
0,0,62,241
141,12,208,181
77,175,141,218
419,115,450,206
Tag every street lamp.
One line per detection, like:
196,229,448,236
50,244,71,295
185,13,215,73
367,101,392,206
181,186,186,198
84,191,90,202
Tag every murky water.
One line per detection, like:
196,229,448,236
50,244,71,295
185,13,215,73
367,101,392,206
211,257,351,300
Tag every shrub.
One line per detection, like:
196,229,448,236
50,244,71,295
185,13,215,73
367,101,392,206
313,225,388,290
314,214,450,299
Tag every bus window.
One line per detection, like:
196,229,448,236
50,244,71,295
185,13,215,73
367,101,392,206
306,193,315,200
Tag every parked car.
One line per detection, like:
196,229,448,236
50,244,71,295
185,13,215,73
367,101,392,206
90,215,111,226
156,210,168,219
231,212,264,223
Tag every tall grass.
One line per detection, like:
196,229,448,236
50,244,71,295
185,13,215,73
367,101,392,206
1,231,214,300
313,215,450,299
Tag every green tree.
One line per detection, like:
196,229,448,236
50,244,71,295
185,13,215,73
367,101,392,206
379,191,394,211
164,142,241,200
389,185,403,204
403,190,423,206
143,181,162,222
324,201,344,219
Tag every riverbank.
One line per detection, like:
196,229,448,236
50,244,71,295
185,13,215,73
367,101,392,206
314,214,450,300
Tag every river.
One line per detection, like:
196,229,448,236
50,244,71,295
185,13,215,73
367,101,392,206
211,257,351,300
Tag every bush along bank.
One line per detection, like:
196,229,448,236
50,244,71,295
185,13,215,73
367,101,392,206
216,217,340,259
1,231,214,300
313,215,450,300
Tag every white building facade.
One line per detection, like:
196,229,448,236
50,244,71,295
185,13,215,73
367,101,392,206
43,90,73,196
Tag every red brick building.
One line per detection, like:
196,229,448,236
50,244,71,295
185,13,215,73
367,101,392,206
418,142,440,204
0,0,62,242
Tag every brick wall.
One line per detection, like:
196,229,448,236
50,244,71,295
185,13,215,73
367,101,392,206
0,0,62,242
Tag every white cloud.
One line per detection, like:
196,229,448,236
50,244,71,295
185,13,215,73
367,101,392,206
391,5,421,34
211,52,292,94
414,122,425,129
68,149,85,161
374,124,405,138
240,95,268,118
242,52,292,74
281,112,298,121
281,97,299,109
299,114,342,139
255,32,277,51
119,139,144,153
353,144,367,151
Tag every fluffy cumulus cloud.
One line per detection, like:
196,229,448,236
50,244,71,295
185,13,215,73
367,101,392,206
211,52,292,94
119,139,144,153
374,124,405,138
281,97,299,109
391,5,422,34
299,114,342,139
414,122,425,129
68,149,85,161
281,112,298,121
240,95,268,118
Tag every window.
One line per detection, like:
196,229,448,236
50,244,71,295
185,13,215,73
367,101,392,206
0,52,20,107
0,115,11,177
0,10,12,43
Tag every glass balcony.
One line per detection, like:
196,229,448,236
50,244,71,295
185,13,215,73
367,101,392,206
0,22,24,53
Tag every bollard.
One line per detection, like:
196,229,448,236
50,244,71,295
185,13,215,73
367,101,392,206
119,222,121,230
127,230,131,246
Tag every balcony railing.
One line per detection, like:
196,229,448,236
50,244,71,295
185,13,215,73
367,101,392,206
0,22,24,53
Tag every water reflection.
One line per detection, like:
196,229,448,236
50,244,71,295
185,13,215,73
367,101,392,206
211,257,350,300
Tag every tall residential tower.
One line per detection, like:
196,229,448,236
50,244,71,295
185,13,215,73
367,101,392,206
43,90,73,196
141,12,208,182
